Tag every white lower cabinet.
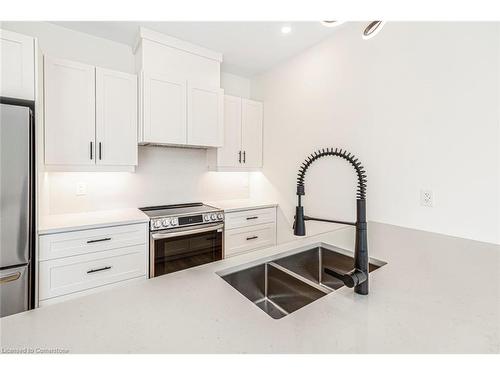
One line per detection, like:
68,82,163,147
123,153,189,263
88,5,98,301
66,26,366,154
224,206,277,258
38,223,148,305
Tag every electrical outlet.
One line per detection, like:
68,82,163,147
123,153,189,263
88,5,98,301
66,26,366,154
76,182,87,196
420,189,434,207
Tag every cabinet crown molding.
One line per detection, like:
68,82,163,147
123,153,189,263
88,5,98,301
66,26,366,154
134,27,223,63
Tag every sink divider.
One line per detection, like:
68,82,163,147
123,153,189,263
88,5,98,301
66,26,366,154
268,262,333,295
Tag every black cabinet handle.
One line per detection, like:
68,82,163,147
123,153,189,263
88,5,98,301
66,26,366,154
99,142,102,160
87,237,111,244
246,235,258,241
90,141,93,160
246,216,258,220
238,151,242,163
87,266,111,274
243,151,246,163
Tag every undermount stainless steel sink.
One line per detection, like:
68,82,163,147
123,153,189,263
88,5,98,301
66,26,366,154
274,246,384,291
220,245,386,319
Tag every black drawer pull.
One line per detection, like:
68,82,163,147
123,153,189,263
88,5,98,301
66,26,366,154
246,235,258,241
86,237,111,244
246,216,258,220
87,266,111,274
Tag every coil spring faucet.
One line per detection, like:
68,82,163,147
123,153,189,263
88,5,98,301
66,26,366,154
293,148,369,295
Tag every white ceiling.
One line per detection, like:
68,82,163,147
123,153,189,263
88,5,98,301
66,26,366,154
51,21,345,77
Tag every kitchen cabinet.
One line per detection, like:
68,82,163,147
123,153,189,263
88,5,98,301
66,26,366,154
224,206,277,257
140,71,187,145
208,96,263,170
38,222,148,305
96,67,138,166
135,27,224,148
44,56,137,169
216,95,242,167
44,56,96,166
0,29,35,100
241,99,263,168
139,75,223,147
187,83,223,147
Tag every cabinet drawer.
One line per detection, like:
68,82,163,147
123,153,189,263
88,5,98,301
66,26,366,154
39,223,147,261
39,245,146,300
224,207,276,230
225,223,276,257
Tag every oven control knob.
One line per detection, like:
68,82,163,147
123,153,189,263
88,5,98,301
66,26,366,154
162,218,170,227
171,218,178,226
153,220,161,229
210,213,217,220
204,214,210,222
217,213,223,220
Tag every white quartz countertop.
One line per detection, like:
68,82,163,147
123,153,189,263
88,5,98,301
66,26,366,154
2,223,499,353
206,198,277,212
38,208,149,235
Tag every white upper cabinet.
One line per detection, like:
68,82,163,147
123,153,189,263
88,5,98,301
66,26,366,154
241,99,263,168
44,56,96,166
44,56,138,170
217,95,242,167
96,67,138,166
140,72,186,145
187,83,223,147
208,95,263,170
0,29,35,100
135,28,223,148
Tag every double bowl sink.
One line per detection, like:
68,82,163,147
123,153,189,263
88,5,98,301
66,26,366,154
219,245,386,319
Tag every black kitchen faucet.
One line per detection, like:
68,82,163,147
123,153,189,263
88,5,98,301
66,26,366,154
293,148,369,295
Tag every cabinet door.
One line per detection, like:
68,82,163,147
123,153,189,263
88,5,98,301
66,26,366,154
44,56,95,165
0,29,34,100
241,99,263,168
217,95,242,167
187,83,223,147
142,72,186,145
96,68,137,166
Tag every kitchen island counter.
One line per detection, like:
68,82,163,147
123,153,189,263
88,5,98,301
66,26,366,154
1,222,498,353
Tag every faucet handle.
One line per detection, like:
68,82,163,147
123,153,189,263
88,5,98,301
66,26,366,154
324,267,367,288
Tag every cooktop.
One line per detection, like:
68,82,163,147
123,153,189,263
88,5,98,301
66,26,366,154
139,203,220,218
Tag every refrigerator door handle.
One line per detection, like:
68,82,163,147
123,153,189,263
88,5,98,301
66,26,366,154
0,272,21,285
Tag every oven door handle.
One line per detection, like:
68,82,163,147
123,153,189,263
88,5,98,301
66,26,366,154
151,223,224,240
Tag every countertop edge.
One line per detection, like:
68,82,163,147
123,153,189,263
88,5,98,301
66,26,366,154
38,209,150,235
38,218,149,235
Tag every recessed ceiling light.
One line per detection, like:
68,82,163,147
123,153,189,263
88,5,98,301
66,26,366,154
321,21,345,28
362,21,386,40
281,25,292,34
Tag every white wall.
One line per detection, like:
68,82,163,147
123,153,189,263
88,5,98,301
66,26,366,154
45,147,249,214
1,22,251,215
221,72,251,98
250,22,500,245
0,21,134,73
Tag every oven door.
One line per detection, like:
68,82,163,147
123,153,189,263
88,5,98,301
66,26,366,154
150,223,223,278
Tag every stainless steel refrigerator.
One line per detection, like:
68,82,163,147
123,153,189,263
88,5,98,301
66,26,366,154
0,98,35,318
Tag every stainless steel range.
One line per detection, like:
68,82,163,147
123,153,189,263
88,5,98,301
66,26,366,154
140,203,224,278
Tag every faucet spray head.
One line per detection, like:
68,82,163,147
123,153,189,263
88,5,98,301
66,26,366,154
294,205,306,236
294,184,306,236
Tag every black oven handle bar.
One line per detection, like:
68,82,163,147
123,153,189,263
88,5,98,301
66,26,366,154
151,223,224,240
